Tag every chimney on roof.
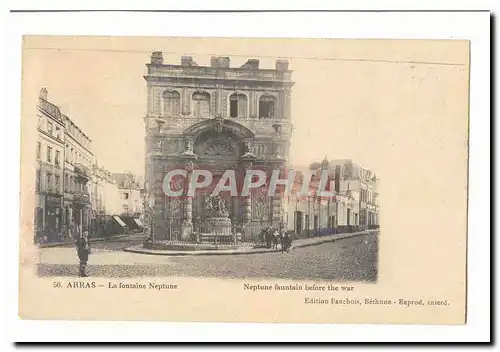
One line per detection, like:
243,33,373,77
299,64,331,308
241,59,259,69
275,59,289,71
211,56,230,68
151,51,163,65
181,56,194,67
39,87,48,100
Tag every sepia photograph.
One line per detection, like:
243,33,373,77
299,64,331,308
17,32,471,325
32,42,380,282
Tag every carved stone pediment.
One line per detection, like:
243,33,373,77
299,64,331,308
197,135,239,157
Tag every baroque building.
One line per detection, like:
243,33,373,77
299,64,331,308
143,53,294,240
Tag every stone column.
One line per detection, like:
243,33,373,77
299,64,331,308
248,91,255,118
242,163,253,223
254,93,259,118
154,87,161,116
182,88,190,115
181,161,194,240
147,86,154,115
278,89,285,120
216,84,223,116
284,90,291,120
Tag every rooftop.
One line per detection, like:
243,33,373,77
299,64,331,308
113,172,142,189
145,53,293,83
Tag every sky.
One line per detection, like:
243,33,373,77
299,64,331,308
22,36,470,188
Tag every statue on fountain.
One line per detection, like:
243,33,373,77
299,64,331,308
205,194,229,218
202,194,232,237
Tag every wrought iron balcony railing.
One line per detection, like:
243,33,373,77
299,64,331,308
74,190,90,203
74,163,91,180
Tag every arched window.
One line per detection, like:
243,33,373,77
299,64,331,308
163,90,180,116
229,93,248,118
259,95,276,119
192,92,211,118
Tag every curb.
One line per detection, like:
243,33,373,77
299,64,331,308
39,234,139,248
122,231,377,257
122,247,280,256
291,231,378,249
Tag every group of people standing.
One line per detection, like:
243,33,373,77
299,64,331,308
260,226,292,253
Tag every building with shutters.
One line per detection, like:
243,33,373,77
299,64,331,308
34,88,95,243
63,114,94,235
329,159,380,229
284,158,337,238
284,157,380,237
35,88,66,242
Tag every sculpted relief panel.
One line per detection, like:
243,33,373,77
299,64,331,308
151,137,184,155
194,133,242,158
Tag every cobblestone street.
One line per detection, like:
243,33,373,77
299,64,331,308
37,233,378,281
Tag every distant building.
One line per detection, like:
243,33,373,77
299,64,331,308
284,158,336,238
283,157,380,238
91,164,122,216
329,159,380,228
112,172,144,217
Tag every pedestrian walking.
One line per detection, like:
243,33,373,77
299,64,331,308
281,229,291,253
76,230,91,277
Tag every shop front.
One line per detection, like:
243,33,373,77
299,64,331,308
44,194,62,242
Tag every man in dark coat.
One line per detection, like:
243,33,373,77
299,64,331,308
76,231,91,277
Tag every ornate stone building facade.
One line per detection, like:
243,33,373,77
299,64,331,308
144,53,294,240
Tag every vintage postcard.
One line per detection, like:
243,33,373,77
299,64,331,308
18,35,469,324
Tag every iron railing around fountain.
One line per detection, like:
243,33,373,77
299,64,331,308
151,219,277,248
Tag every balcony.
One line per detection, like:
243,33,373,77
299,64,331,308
40,186,62,196
74,163,91,182
74,190,90,204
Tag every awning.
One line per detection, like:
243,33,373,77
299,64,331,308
133,218,143,227
113,216,127,228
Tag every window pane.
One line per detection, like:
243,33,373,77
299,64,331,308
193,93,210,117
36,170,41,192
230,100,238,117
259,96,275,118
163,91,180,116
238,97,247,117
